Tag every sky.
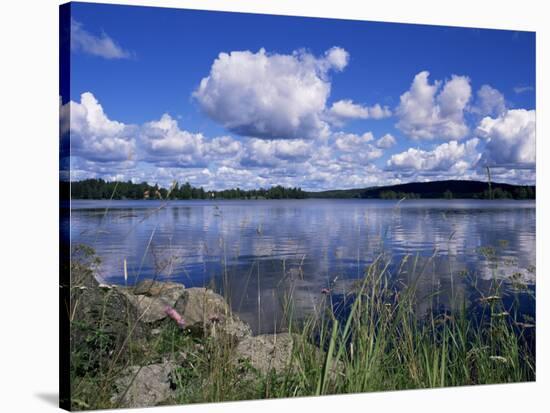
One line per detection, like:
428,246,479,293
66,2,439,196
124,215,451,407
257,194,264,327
61,2,536,190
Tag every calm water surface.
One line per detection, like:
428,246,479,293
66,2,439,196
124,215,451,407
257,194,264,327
69,199,536,333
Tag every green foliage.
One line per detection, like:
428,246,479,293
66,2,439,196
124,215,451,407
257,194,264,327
70,179,307,200
514,186,534,200
309,180,535,200
476,186,532,200
69,246,535,409
70,179,536,201
379,190,420,200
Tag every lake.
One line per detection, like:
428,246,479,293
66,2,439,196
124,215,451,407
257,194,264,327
69,199,536,333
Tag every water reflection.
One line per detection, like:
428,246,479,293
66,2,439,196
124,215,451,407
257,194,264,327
70,199,536,333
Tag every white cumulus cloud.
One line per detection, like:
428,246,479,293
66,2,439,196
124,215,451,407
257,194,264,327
142,114,206,156
332,132,383,164
476,109,535,168
396,71,472,140
328,99,392,122
323,47,350,71
207,136,243,156
471,84,506,117
140,114,245,167
387,139,479,172
376,133,397,149
63,92,136,162
242,138,314,167
194,47,350,140
334,132,374,152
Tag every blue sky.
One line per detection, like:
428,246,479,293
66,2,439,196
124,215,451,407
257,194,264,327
63,2,536,190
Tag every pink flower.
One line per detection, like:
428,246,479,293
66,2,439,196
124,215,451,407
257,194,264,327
164,306,185,328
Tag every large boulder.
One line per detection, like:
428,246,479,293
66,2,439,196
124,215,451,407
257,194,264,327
233,333,343,378
70,280,147,376
233,333,295,374
116,283,251,342
174,287,251,341
110,362,176,408
132,279,184,298
117,280,185,324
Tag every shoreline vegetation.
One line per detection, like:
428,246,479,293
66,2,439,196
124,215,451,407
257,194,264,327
66,176,536,409
67,179,535,201
69,244,536,410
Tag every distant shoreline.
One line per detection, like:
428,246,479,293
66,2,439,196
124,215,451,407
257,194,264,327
65,179,536,201
69,198,536,202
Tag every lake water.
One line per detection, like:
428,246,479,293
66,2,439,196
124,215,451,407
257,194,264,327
69,199,536,333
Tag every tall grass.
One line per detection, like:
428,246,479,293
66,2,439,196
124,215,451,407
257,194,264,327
69,187,534,409
70,245,535,409
236,258,535,401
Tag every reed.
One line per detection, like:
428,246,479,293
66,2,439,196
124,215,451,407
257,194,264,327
69,246,535,409
68,188,534,409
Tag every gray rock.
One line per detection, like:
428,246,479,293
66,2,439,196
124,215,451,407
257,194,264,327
175,287,251,341
133,279,185,297
174,288,228,324
233,333,295,374
216,315,252,342
234,333,343,378
111,362,175,408
70,279,148,375
117,280,185,324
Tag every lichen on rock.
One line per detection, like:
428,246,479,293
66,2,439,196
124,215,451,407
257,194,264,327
116,280,185,324
111,362,176,408
174,287,252,341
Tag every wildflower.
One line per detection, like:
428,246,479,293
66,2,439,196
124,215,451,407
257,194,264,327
164,306,185,328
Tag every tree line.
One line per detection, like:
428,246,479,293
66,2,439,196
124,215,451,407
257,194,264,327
70,179,308,200
377,187,534,200
474,186,535,200
69,178,535,201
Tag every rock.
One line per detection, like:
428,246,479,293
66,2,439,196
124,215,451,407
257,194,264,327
111,362,175,408
174,288,228,324
233,333,295,374
133,279,184,297
117,280,185,324
70,279,148,376
216,316,252,342
233,333,343,378
174,287,251,341
70,245,101,289
117,292,169,324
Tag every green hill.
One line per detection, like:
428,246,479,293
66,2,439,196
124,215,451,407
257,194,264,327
307,180,535,200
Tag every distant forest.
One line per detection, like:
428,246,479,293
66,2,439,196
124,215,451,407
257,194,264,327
69,179,307,200
308,180,535,200
68,179,535,201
